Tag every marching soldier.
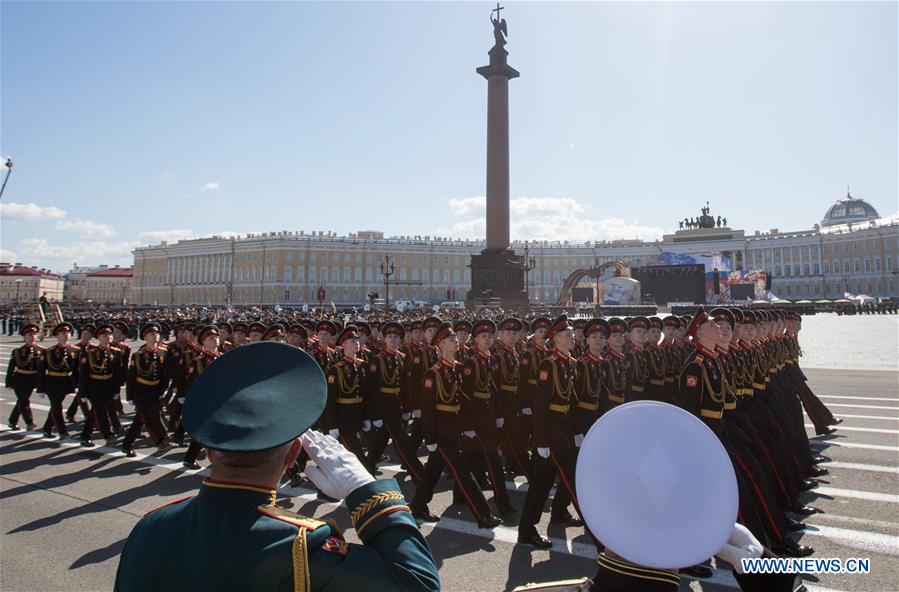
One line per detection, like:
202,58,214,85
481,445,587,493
625,317,650,401
365,322,425,483
324,325,371,470
461,319,516,516
112,321,132,425
411,322,501,528
494,317,531,478
38,322,79,439
516,317,551,452
603,318,629,414
285,323,308,349
176,325,222,469
6,323,44,431
453,320,473,361
66,322,96,421
311,321,337,370
78,323,127,447
518,314,586,549
230,322,249,347
644,317,671,403
247,321,266,342
122,323,171,457
574,319,608,437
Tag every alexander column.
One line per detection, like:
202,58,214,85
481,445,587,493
467,3,528,309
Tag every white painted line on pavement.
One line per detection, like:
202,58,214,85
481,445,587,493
802,524,899,557
833,414,899,421
827,403,899,411
811,440,899,452
827,461,899,474
805,423,899,435
819,395,899,402
814,486,899,505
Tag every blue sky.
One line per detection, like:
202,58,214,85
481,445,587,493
1,1,896,272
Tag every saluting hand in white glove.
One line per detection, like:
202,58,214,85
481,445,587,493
302,430,375,500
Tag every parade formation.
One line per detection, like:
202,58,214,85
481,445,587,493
3,302,845,588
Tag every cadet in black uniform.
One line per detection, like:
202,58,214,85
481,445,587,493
78,323,127,447
518,314,586,549
411,321,501,529
122,323,171,457
324,325,371,470
38,322,80,438
6,323,44,430
461,319,516,516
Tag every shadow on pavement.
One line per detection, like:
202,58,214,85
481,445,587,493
70,537,128,570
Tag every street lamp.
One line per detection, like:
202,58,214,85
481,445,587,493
379,254,395,313
522,242,537,303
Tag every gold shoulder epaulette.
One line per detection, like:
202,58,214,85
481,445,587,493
257,504,327,530
693,354,704,365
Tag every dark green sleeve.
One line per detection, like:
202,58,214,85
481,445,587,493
314,479,438,592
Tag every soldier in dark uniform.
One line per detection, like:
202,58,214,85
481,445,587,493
38,322,80,439
122,323,171,457
518,314,586,549
365,322,425,483
216,322,232,350
311,321,337,370
625,317,649,401
644,317,671,403
574,319,608,439
461,319,516,516
78,323,126,447
286,323,308,349
111,321,132,426
603,318,629,414
453,320,473,361
516,317,551,456
6,323,44,431
176,325,222,469
411,322,501,528
66,322,95,421
248,321,266,343
572,318,587,360
114,341,439,592
230,321,249,348
324,325,371,470
494,317,531,478
262,324,286,342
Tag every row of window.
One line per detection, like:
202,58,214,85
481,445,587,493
777,279,896,297
772,256,893,277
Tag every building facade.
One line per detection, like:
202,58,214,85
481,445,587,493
130,197,899,306
64,265,133,304
0,264,65,305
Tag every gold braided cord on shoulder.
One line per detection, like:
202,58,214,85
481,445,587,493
291,527,310,592
349,491,406,528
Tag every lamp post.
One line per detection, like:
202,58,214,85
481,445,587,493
522,242,536,303
0,158,13,200
379,254,395,313
593,249,601,310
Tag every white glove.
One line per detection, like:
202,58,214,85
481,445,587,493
362,420,371,432
495,417,504,428
412,409,421,419
302,430,375,500
463,430,476,438
401,412,411,421
521,407,532,416
716,523,764,574
177,397,185,404
373,419,383,428
537,447,550,459
574,434,584,447
328,428,340,438
172,388,178,396
425,443,437,452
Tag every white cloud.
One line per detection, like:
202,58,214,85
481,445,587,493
138,229,195,245
54,218,117,238
199,182,220,193
160,172,172,181
0,202,67,223
0,248,17,261
437,195,665,242
19,238,135,263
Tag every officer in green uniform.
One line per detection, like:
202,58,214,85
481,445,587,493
114,341,439,592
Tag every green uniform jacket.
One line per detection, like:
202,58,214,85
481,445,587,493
114,478,439,592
